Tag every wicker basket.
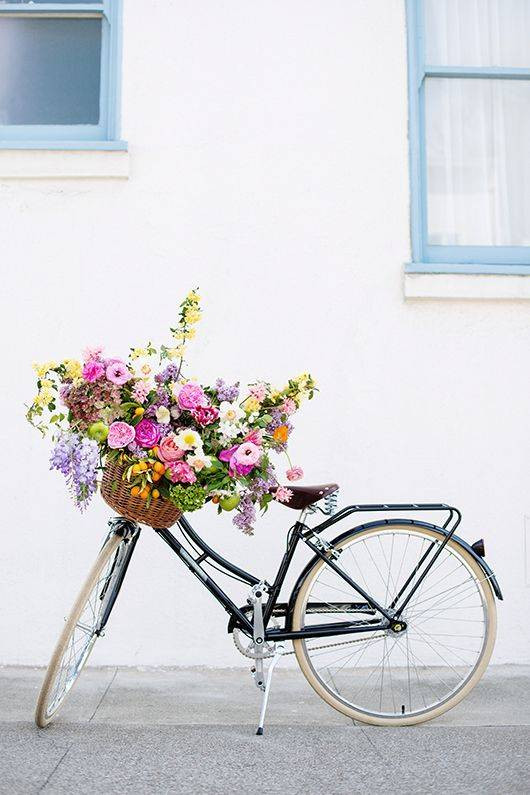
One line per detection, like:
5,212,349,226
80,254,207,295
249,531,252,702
101,460,182,528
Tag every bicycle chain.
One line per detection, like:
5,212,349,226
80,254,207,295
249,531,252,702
233,627,386,659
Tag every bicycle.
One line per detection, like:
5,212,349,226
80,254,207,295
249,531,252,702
35,483,502,733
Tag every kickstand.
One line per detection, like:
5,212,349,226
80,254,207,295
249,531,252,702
256,643,284,736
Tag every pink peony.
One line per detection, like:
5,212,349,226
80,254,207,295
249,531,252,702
191,405,219,426
158,434,185,463
106,360,131,386
82,360,105,382
281,398,297,416
274,486,293,503
134,418,161,448
286,466,303,481
177,382,208,411
233,442,261,466
107,421,135,449
244,429,263,446
166,460,197,484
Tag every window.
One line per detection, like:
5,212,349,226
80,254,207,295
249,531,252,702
406,0,530,274
0,1,124,149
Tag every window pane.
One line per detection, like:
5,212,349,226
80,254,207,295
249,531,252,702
425,77,530,246
0,17,101,125
424,0,530,68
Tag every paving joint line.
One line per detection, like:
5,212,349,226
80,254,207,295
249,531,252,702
88,666,118,722
38,746,71,793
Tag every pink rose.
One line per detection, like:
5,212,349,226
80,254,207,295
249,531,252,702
107,421,135,449
177,382,207,411
159,434,186,463
166,461,197,484
134,418,161,449
286,466,303,481
106,359,131,386
82,360,105,382
191,405,219,426
233,442,261,466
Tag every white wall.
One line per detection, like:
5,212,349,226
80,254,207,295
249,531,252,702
1,0,529,667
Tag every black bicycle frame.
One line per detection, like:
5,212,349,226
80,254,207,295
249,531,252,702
153,503,464,642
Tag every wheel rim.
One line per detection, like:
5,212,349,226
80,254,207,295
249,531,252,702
296,528,492,721
44,544,119,720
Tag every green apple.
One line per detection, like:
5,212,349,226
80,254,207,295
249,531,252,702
220,494,241,511
87,421,109,443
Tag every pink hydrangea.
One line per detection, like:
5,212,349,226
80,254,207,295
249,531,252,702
82,360,105,382
166,460,197,484
274,486,293,503
134,418,161,448
286,466,303,481
131,380,151,403
106,360,131,386
107,421,135,449
191,405,219,426
177,382,207,411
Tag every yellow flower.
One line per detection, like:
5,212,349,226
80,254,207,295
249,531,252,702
40,379,53,388
184,309,201,324
32,362,49,378
270,389,281,402
186,290,200,303
166,345,186,360
130,347,148,360
243,396,260,414
62,359,82,379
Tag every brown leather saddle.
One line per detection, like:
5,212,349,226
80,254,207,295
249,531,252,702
273,483,339,510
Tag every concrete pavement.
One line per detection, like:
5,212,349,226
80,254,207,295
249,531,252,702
1,665,529,793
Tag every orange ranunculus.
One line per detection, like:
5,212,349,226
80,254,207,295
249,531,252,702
273,425,289,444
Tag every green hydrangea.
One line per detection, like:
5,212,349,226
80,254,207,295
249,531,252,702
168,483,206,512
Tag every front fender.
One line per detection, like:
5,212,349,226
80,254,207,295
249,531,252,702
286,518,502,631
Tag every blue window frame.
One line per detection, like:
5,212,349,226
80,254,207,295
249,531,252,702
406,0,530,275
0,1,125,150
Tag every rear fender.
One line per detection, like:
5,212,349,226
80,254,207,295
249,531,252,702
286,518,502,631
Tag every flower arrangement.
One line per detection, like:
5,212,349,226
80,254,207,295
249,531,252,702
27,292,316,534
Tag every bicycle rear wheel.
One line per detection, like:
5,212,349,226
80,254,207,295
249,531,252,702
292,524,496,726
35,531,126,727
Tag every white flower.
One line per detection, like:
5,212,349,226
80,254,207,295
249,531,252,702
170,405,181,419
175,428,202,450
187,451,212,472
219,401,245,424
218,421,239,442
156,406,171,424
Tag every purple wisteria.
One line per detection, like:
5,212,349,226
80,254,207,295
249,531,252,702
50,432,99,510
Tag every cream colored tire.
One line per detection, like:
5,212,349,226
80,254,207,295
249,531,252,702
292,525,497,726
35,533,122,728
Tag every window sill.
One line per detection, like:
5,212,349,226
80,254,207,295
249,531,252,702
404,268,530,300
0,146,129,179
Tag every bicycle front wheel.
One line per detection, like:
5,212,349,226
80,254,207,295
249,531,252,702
35,531,124,727
292,524,496,726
